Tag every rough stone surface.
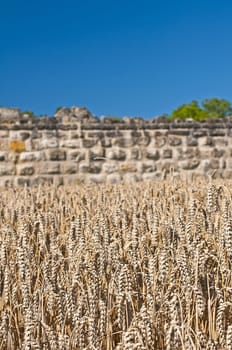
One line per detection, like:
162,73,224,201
1,105,232,185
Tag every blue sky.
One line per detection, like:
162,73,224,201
1,0,232,118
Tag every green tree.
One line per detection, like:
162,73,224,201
170,100,210,121
22,110,37,119
202,98,232,118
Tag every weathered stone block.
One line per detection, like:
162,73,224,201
162,149,172,159
79,162,102,174
169,129,190,136
60,140,81,148
14,177,30,186
201,159,220,171
100,138,112,147
89,148,105,161
157,161,178,172
209,129,226,137
145,149,160,160
102,163,119,174
192,129,207,137
9,140,26,152
179,160,200,170
113,137,136,147
39,139,58,149
0,152,7,161
119,162,137,173
123,173,141,182
61,162,78,174
129,148,141,160
178,148,200,160
88,131,104,138
67,150,86,161
82,139,98,148
214,138,228,146
106,149,126,160
19,151,43,162
30,176,54,186
86,174,106,183
63,174,85,185
38,162,60,174
17,164,35,176
142,172,162,180
168,137,182,146
106,174,122,184
211,148,225,158
0,130,9,137
0,140,9,151
46,149,66,161
186,137,198,146
0,163,15,176
154,136,166,147
19,132,31,140
137,162,156,173
0,177,13,187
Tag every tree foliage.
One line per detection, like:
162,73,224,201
170,98,232,121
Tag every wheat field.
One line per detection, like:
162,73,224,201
1,179,232,349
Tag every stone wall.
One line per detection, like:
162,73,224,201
0,106,231,186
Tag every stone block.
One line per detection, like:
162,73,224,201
19,151,43,162
67,150,86,161
123,173,141,182
142,172,162,180
100,138,112,147
119,162,137,173
46,149,66,161
60,140,81,148
19,132,31,140
0,163,15,176
0,177,13,187
88,131,104,138
0,130,9,137
178,148,200,160
137,162,156,173
106,149,126,160
214,138,228,146
102,163,119,174
211,148,225,158
39,139,58,149
113,137,136,148
186,137,198,146
30,176,54,186
61,162,78,174
168,137,182,146
0,152,7,161
17,164,35,176
209,129,226,137
63,174,85,185
86,174,106,183
82,138,98,148
38,162,60,174
89,147,105,161
79,162,102,174
145,149,160,160
162,149,172,158
0,139,9,151
201,159,220,171
106,174,122,184
129,148,141,160
14,177,30,186
179,160,200,170
192,129,207,137
157,161,178,172
9,140,26,152
154,136,166,147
